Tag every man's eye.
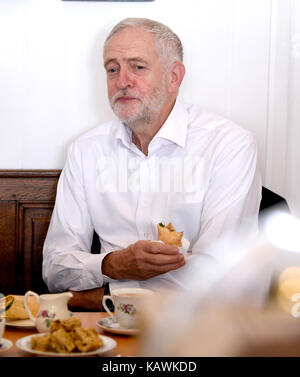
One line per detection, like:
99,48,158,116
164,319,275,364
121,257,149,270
107,67,117,74
136,65,145,70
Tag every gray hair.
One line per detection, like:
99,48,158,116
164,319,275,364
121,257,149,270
104,17,183,65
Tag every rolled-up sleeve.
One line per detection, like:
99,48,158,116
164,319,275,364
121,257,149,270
42,142,107,292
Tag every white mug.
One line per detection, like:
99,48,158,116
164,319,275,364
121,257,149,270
102,288,153,329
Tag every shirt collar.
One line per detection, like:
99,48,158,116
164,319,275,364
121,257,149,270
110,118,132,149
153,99,188,148
110,99,188,149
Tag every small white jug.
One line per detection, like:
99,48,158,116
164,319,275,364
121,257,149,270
24,290,73,333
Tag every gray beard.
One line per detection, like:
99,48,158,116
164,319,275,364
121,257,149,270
110,85,167,129
112,104,153,128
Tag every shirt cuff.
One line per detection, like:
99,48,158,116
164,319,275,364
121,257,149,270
80,252,105,289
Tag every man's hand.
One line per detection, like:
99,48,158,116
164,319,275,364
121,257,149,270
102,240,185,281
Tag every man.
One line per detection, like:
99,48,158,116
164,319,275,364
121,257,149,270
43,18,261,310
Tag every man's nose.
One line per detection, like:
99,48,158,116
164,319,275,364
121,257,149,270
116,68,133,89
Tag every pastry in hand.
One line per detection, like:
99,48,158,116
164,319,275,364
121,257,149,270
157,222,183,247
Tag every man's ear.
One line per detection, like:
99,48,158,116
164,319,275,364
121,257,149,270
168,62,186,93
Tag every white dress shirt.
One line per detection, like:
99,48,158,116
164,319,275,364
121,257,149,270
42,100,262,293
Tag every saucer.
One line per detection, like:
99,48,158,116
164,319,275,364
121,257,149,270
5,312,73,329
6,318,35,329
96,317,140,336
0,338,13,353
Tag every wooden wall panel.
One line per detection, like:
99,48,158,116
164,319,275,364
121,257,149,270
0,171,60,295
0,171,59,201
19,202,55,293
0,201,17,294
0,170,100,296
31,217,52,293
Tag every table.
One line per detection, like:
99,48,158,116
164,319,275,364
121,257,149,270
0,312,140,357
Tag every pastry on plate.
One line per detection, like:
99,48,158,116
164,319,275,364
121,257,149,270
4,295,39,320
31,317,104,354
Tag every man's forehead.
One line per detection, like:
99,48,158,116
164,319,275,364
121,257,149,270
104,56,149,67
104,27,157,60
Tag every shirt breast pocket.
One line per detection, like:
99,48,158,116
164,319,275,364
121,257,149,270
170,192,204,243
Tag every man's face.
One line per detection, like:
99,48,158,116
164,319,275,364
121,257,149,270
104,27,169,127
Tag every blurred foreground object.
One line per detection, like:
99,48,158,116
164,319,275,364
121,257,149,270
140,208,300,356
276,266,300,315
263,210,300,315
141,295,300,356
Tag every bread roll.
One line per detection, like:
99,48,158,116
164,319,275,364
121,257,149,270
5,295,39,320
157,222,183,247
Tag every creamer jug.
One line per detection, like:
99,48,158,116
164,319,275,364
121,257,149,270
24,290,72,332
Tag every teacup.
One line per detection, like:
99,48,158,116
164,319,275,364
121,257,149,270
102,288,153,329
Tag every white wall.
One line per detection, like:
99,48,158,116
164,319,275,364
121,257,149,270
265,0,300,217
286,0,300,217
0,0,299,214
